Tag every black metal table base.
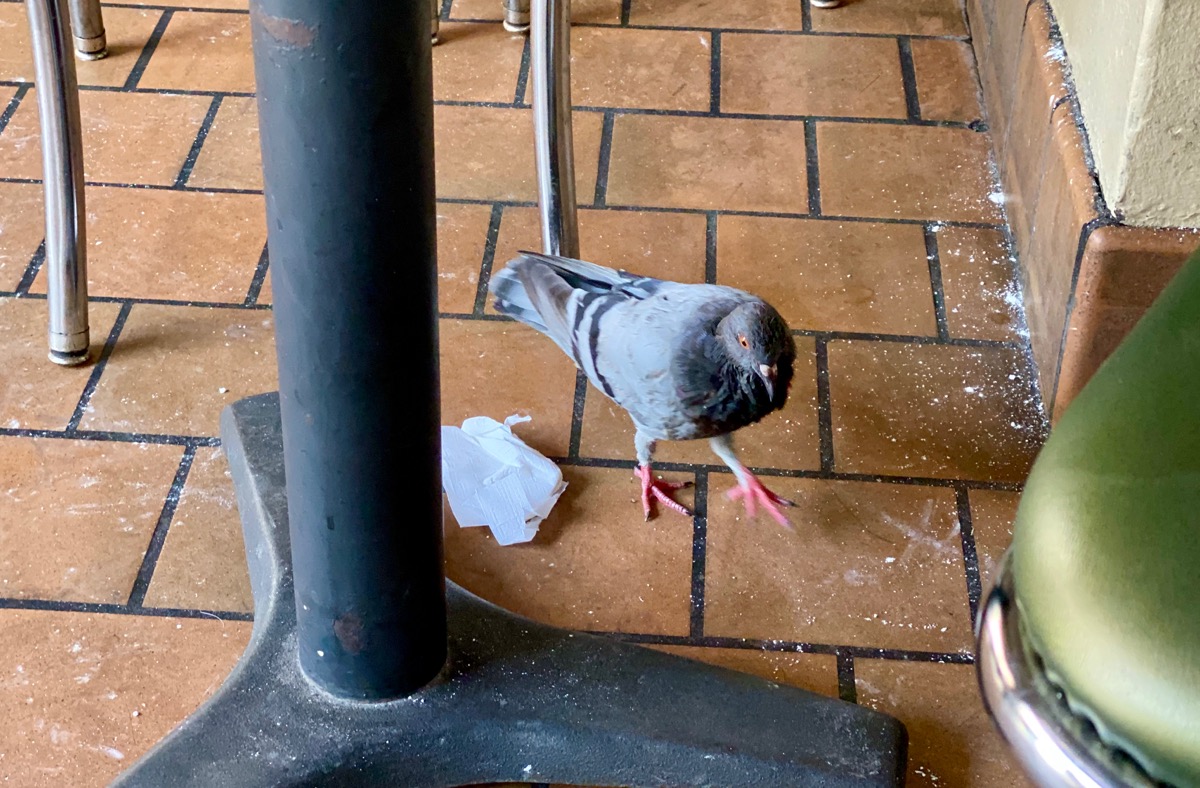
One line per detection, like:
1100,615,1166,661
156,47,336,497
112,393,907,787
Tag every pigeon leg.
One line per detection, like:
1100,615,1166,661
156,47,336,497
634,430,693,521
708,434,795,529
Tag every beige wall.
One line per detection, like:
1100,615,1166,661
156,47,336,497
1050,0,1200,228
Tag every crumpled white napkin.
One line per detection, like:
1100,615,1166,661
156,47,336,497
440,414,567,545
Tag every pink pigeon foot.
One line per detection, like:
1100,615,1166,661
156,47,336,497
635,465,693,520
727,471,795,528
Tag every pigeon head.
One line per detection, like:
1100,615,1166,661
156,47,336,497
717,300,795,407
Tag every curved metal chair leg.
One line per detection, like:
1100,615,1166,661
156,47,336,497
67,0,106,59
25,0,90,366
530,0,576,256
431,0,440,44
504,0,530,33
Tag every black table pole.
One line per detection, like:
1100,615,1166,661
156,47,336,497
252,0,445,699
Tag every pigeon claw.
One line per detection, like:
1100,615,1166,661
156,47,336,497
727,472,795,529
635,465,693,521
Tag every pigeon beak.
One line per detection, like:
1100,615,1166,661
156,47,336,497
758,363,777,400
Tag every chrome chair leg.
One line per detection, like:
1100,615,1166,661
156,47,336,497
25,0,90,366
67,0,106,59
431,0,440,44
530,0,577,257
504,0,530,34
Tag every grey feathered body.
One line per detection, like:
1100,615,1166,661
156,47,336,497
490,252,793,443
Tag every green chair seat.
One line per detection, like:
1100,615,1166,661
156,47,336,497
1012,249,1200,786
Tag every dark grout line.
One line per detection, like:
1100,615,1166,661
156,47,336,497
513,34,531,107
592,112,616,207
244,243,270,306
123,9,174,91
76,83,257,99
66,301,132,432
704,212,718,284
0,82,30,136
0,595,253,622
599,630,975,664
174,94,224,189
801,0,813,32
620,0,632,26
792,328,1017,349
550,454,1024,492
924,224,951,341
441,15,970,41
814,336,835,474
12,290,274,311
708,31,721,114
472,203,505,314
0,175,262,196
127,445,197,608
101,2,248,13
13,241,45,295
804,120,821,216
0,426,221,446
836,651,857,703
955,486,984,626
436,97,982,128
898,36,921,122
689,471,708,639
566,370,588,459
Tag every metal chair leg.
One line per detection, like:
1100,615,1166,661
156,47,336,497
66,0,106,60
431,0,440,44
530,0,577,257
25,0,90,366
504,0,530,33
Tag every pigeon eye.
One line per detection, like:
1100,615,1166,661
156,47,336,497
737,335,750,349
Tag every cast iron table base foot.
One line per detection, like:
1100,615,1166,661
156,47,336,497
113,393,907,787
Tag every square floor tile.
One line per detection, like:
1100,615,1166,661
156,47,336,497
81,304,278,436
0,436,183,604
434,105,603,202
554,27,711,111
122,0,248,7
856,660,1033,787
143,447,253,613
187,96,262,191
717,216,937,335
936,226,1023,342
720,34,906,118
704,477,974,652
0,5,163,87
912,38,983,123
607,115,808,213
438,317,577,457
0,298,122,430
579,337,820,471
827,340,1043,482
0,609,249,787
968,488,1020,594
451,0,621,24
650,644,839,697
810,0,968,36
445,464,695,635
629,0,804,30
29,188,266,303
436,202,495,314
0,181,45,291
137,11,254,93
434,22,525,103
0,90,211,186
817,122,1000,223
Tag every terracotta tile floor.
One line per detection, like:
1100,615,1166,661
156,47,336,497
0,0,1045,785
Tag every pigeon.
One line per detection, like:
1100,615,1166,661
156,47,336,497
489,250,797,527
